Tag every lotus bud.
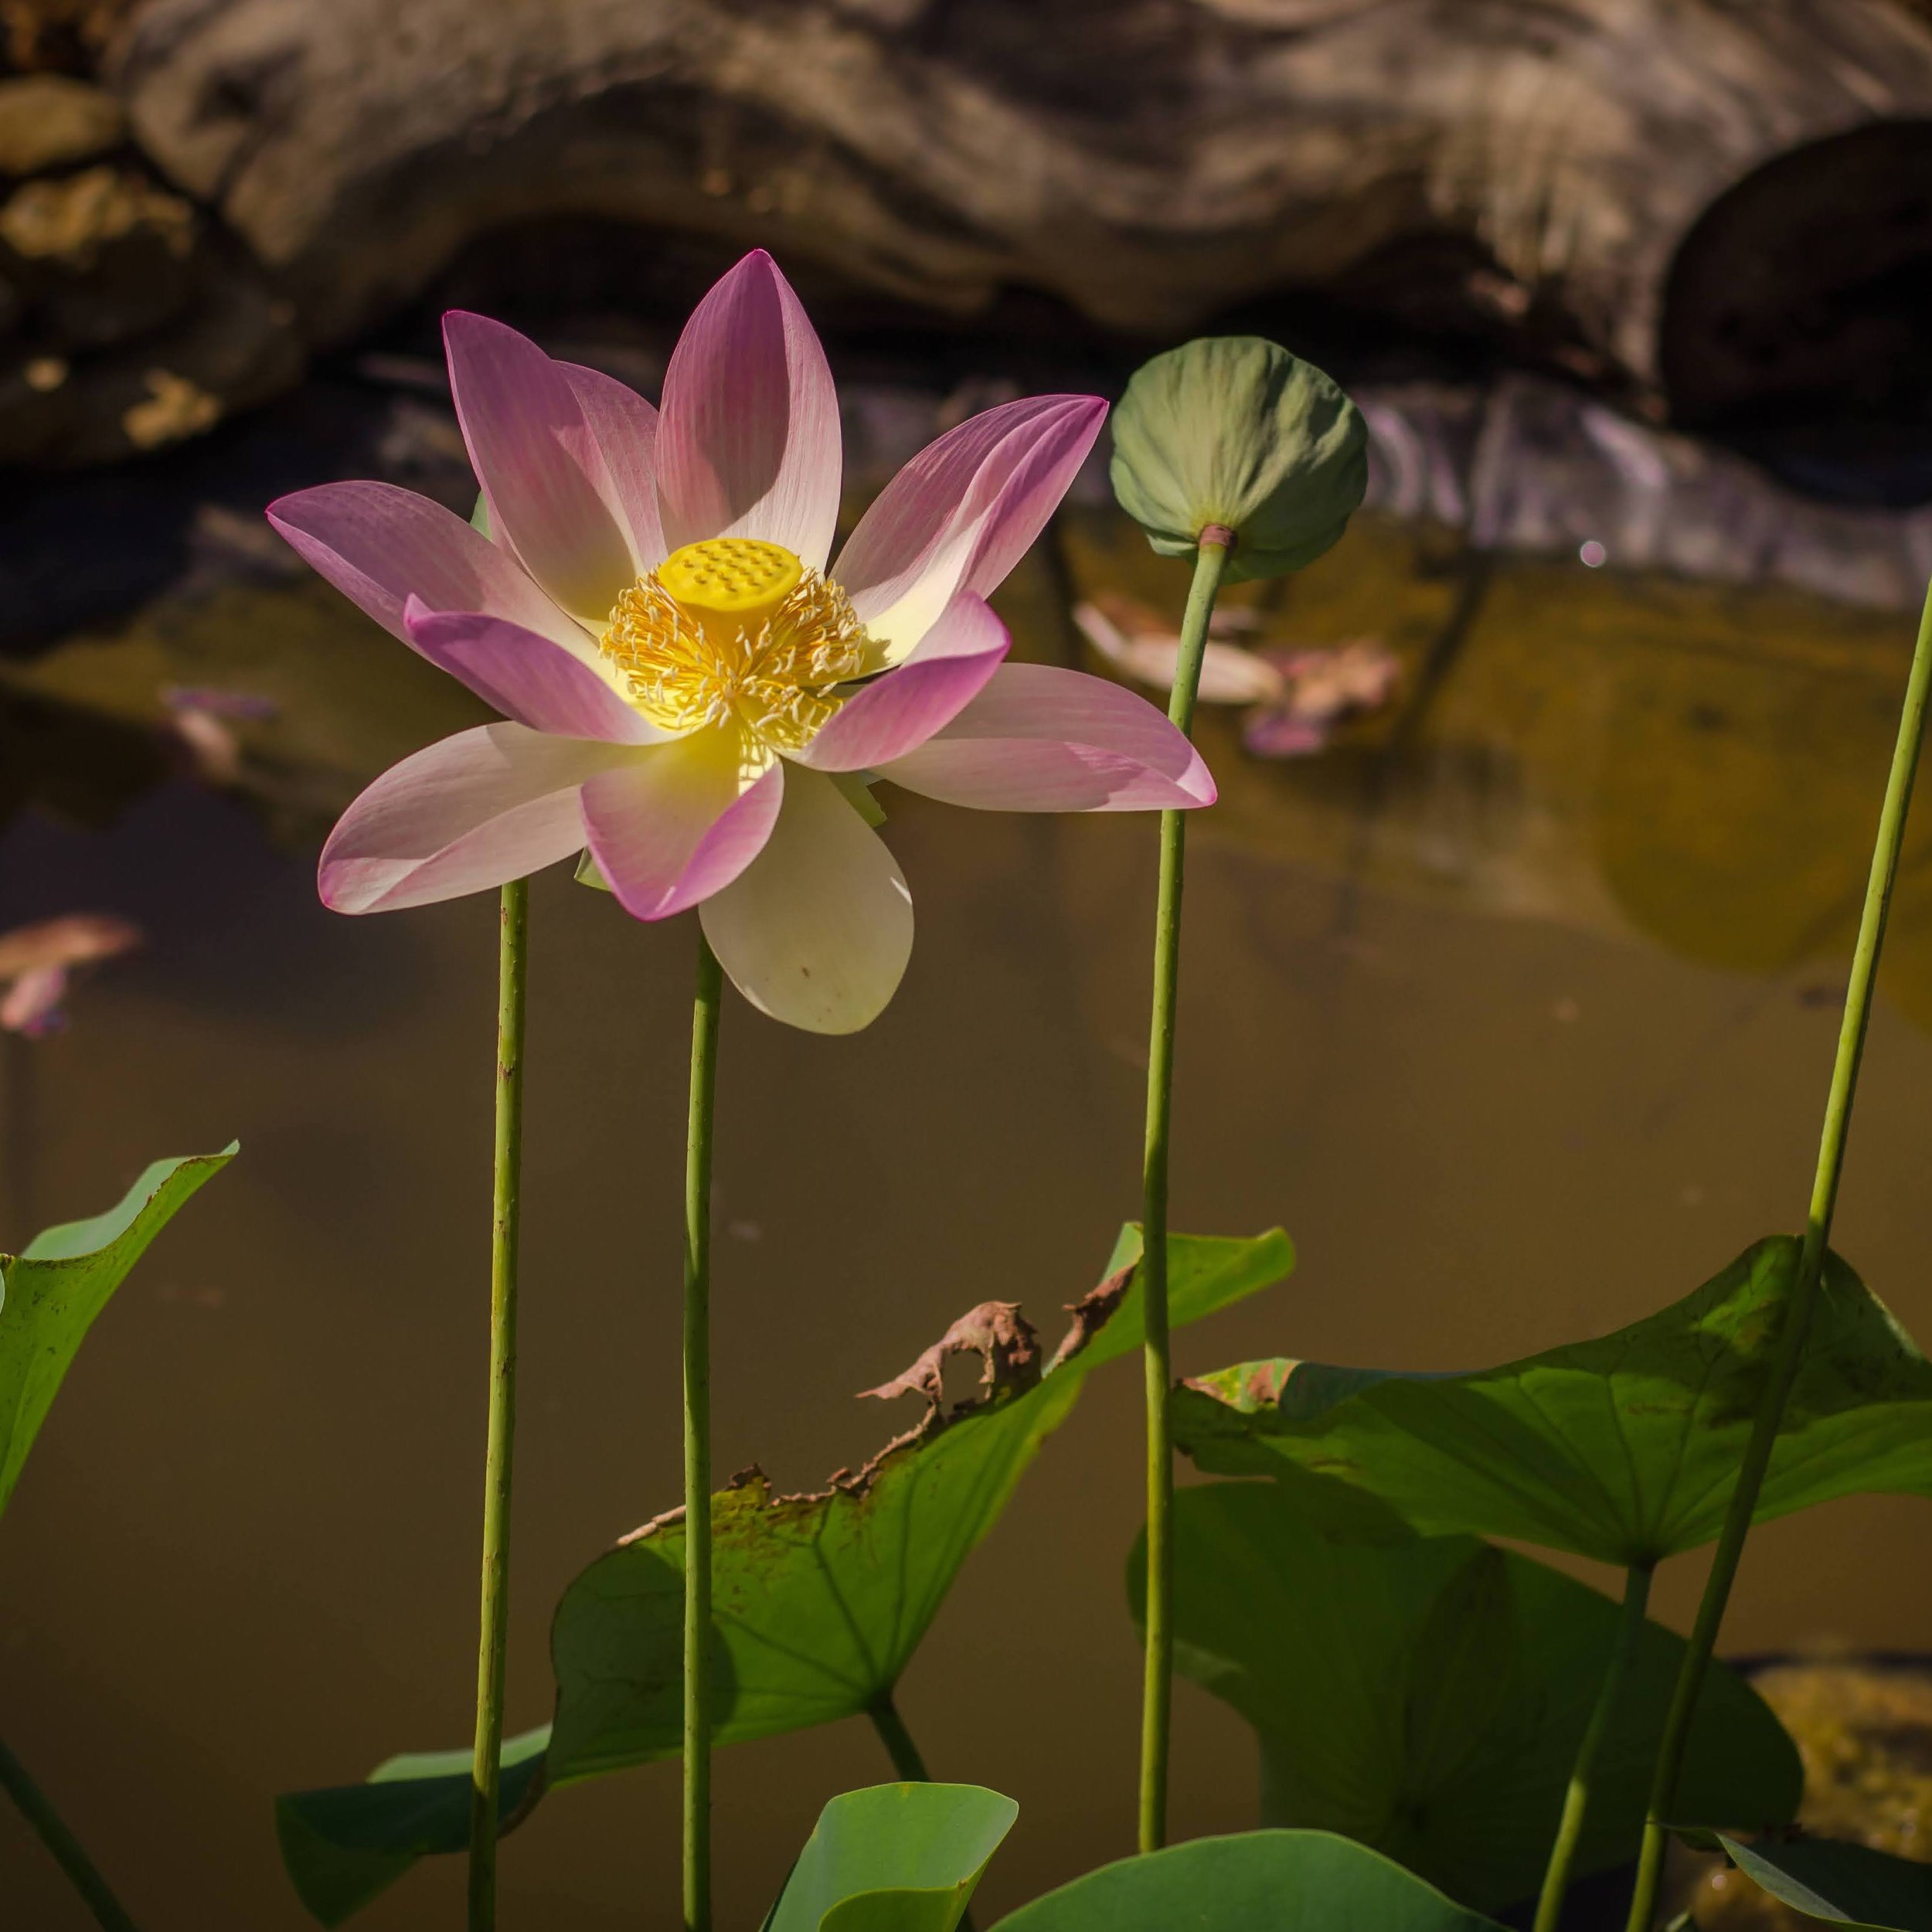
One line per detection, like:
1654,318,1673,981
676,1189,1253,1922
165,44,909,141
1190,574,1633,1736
1109,336,1368,582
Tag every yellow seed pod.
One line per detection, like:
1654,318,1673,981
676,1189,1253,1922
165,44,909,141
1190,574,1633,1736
658,538,802,627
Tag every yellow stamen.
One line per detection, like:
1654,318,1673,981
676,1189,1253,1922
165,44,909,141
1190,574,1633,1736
602,539,872,753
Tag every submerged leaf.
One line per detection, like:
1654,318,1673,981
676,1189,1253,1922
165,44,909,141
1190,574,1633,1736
988,1829,1508,1931
275,1226,1294,1921
766,1783,1016,1932
1,1148,235,1516
1174,1237,1932,1566
1136,1482,1798,1913
1710,1832,1932,1930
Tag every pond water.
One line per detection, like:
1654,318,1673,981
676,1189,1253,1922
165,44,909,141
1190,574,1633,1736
3,378,1932,1930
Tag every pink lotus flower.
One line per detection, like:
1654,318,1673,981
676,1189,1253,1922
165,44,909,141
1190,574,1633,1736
270,252,1213,1032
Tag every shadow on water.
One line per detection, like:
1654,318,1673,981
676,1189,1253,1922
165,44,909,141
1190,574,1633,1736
4,365,1932,1928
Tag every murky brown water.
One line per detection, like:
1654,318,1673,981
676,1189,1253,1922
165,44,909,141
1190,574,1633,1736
4,495,1932,1928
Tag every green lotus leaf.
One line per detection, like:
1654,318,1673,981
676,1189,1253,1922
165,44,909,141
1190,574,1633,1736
274,1728,550,1928
1174,1236,1932,1566
1709,1832,1932,1930
765,1782,1017,1932
989,1829,1508,1931
276,1226,1294,1922
1109,336,1367,582
1137,1481,1798,1913
2,1148,236,1518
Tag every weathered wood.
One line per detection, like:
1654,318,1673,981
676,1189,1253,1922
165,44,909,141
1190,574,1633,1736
100,0,1932,414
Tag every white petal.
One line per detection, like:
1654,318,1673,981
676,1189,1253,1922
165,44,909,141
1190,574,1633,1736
699,767,913,1035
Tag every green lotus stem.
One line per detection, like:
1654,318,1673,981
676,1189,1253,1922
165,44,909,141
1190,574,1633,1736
684,932,724,1932
1624,573,1932,1932
1533,1563,1653,1932
468,877,527,1932
1138,525,1234,1856
866,1699,978,1932
0,1730,140,1932
867,1696,934,1782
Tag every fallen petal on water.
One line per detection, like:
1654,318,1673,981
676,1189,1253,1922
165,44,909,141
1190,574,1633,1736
1242,639,1403,758
1073,594,1285,705
0,914,142,1035
1,964,70,1036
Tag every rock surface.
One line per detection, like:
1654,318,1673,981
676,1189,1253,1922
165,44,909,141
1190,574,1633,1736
0,66,299,464
100,0,1932,422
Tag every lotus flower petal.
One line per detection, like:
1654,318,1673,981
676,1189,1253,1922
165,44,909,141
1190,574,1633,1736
321,724,640,914
793,594,1009,772
267,481,585,651
561,362,667,573
878,664,1216,811
403,600,660,743
444,311,638,623
699,767,913,1034
655,251,841,568
579,734,784,921
835,395,1107,663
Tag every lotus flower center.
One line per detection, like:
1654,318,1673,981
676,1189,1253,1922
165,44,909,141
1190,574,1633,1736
600,538,872,753
656,536,802,627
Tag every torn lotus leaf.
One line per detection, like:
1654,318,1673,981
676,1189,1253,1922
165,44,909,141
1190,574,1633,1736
859,1299,1042,1411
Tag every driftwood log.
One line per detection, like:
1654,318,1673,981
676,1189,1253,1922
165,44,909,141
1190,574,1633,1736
2,0,1930,466
99,0,1932,423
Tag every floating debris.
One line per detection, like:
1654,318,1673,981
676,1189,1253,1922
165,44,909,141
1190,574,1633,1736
161,684,279,784
1074,593,1400,758
0,913,141,1036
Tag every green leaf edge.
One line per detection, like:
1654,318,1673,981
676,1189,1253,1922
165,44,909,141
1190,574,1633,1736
1710,1831,1932,1932
2,1144,238,1516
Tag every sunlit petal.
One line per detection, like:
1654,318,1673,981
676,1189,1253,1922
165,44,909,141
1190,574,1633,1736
792,594,1009,773
320,724,640,913
403,599,663,743
580,731,783,920
444,311,638,623
560,361,668,573
699,767,912,1034
835,395,1106,664
877,664,1216,811
267,481,586,651
655,250,841,568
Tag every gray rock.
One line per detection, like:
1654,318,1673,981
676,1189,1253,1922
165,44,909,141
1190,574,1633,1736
1362,376,1932,613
